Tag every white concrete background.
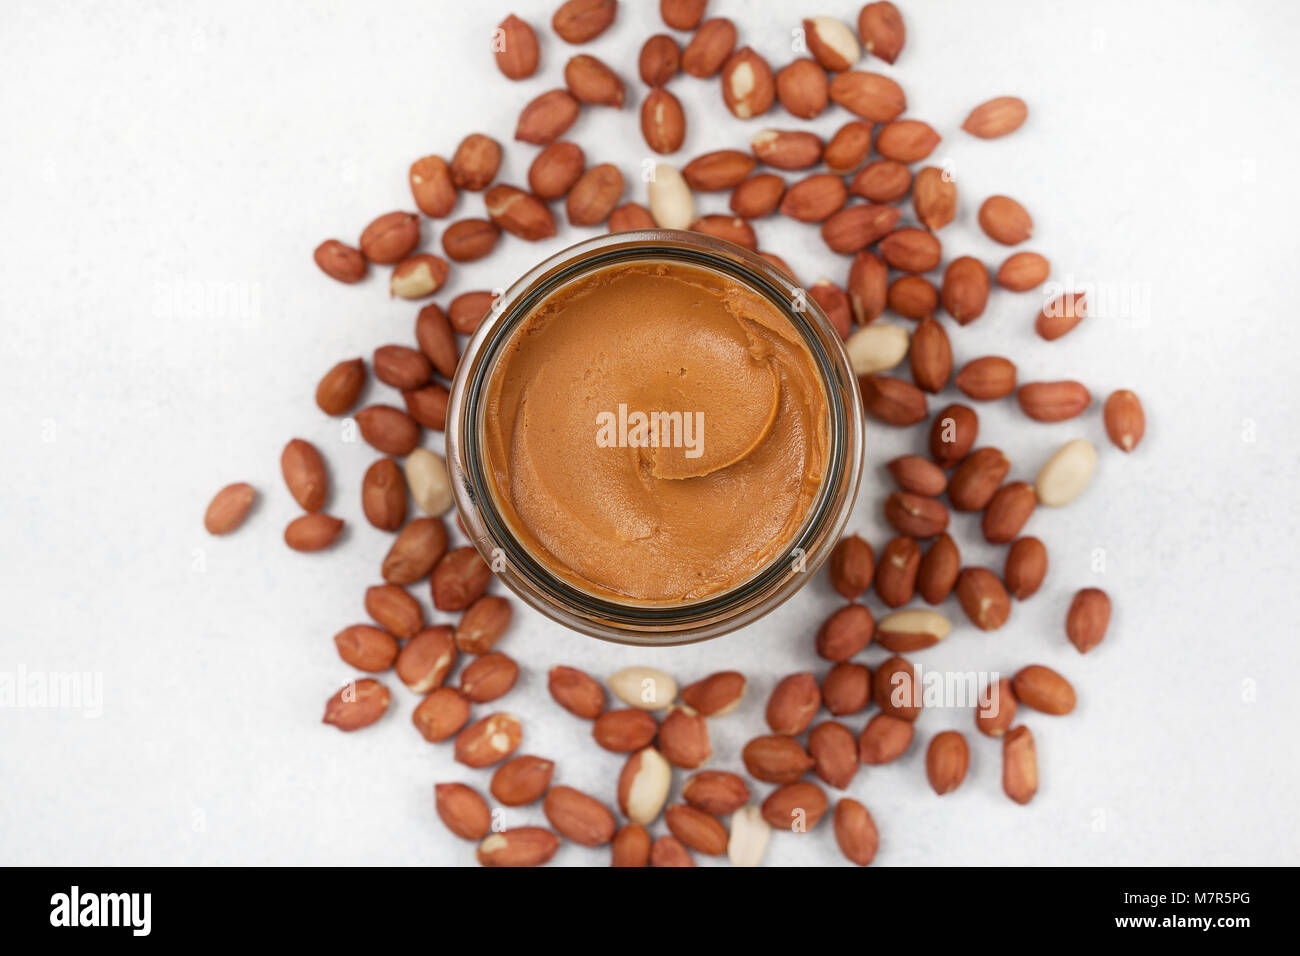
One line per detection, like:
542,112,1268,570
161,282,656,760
2,0,1298,866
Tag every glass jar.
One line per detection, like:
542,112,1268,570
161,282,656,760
445,230,863,645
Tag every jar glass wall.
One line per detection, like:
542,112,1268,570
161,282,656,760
445,230,863,645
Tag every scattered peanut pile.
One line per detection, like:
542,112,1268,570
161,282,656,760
203,0,1147,867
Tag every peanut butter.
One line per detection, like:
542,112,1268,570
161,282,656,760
483,261,829,604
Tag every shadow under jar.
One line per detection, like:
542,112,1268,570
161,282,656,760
446,230,863,645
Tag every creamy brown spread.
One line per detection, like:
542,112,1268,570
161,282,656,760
483,261,829,604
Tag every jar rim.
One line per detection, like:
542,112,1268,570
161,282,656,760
446,230,864,645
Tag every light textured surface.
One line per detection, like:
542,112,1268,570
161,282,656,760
2,0,1299,866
